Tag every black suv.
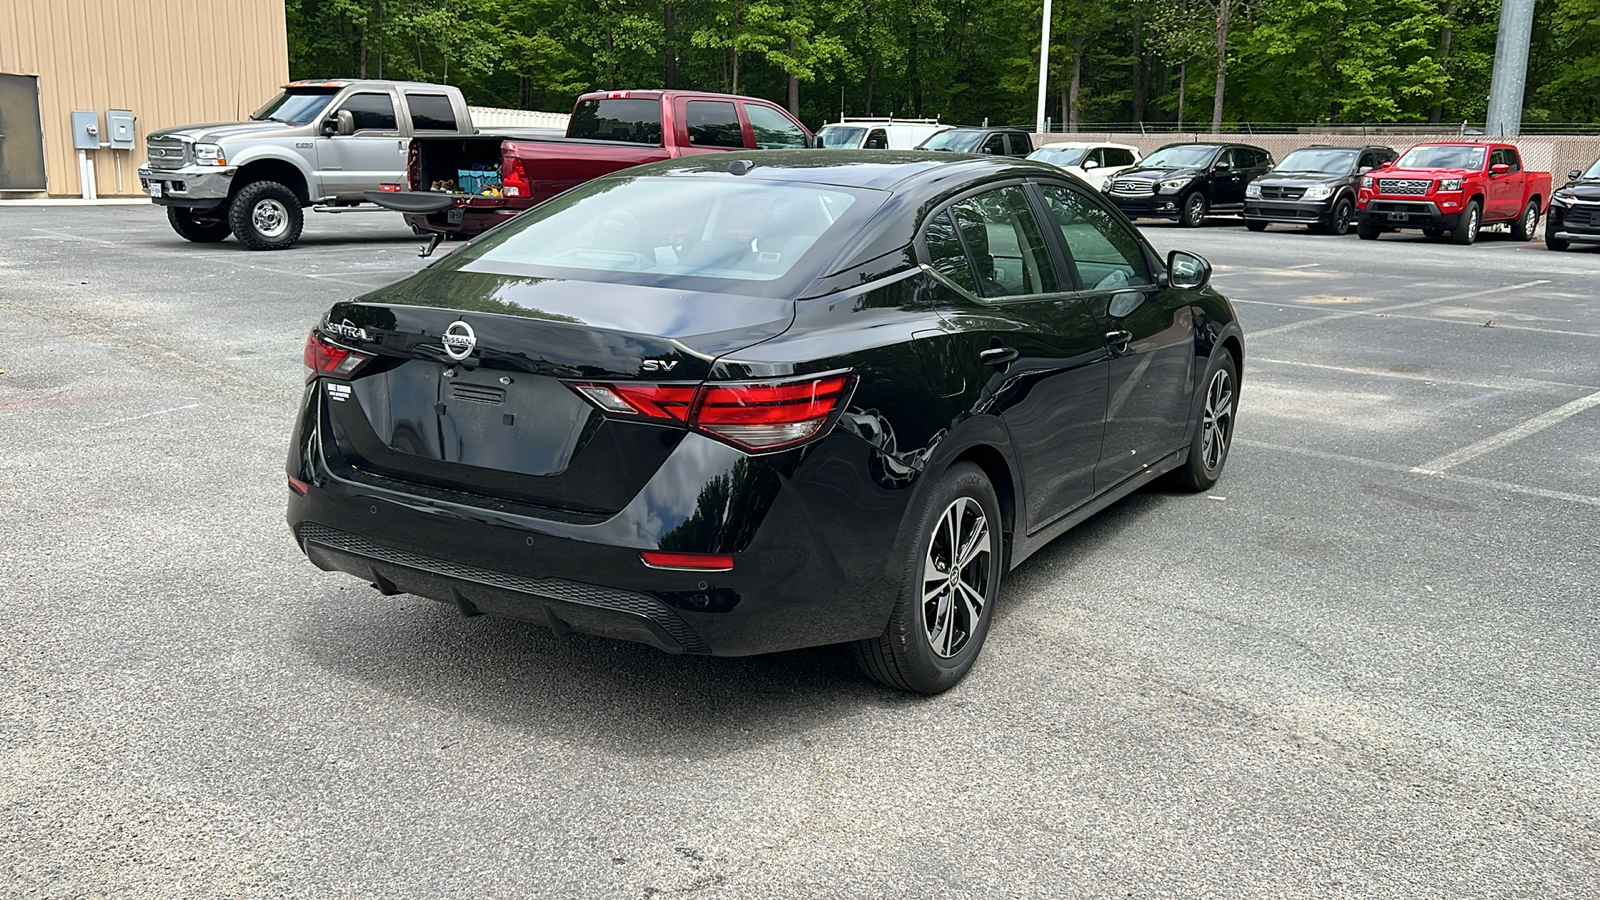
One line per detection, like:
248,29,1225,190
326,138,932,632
1243,145,1395,235
1106,143,1273,227
916,127,1034,157
1546,156,1600,252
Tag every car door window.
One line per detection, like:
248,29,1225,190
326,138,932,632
1038,184,1150,291
863,129,888,149
946,186,1059,298
1213,148,1235,170
1104,148,1135,167
924,210,978,293
406,94,457,131
980,133,1007,156
1008,133,1033,155
1494,147,1522,173
686,100,744,148
745,103,807,149
338,92,397,132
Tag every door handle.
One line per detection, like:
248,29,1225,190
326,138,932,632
979,345,1019,367
1106,330,1133,354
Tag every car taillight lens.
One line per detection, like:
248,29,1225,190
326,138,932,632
302,330,373,383
502,155,530,198
568,373,853,451
640,551,733,571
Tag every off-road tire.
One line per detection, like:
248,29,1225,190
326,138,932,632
1178,192,1208,228
1450,200,1481,246
1172,351,1238,492
166,207,230,243
1510,200,1538,241
228,180,304,251
853,462,1002,694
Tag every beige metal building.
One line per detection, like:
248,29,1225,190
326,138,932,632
0,0,288,198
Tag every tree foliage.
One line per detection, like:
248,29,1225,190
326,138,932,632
285,0,1599,128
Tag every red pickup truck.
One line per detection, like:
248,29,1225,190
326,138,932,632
368,89,813,237
1356,141,1550,245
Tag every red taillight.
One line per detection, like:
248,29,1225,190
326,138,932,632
302,330,373,383
569,373,853,451
287,475,310,495
641,551,733,571
502,155,530,198
378,183,402,192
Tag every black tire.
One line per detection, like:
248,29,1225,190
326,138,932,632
1245,219,1268,232
1356,216,1381,240
1178,192,1208,228
1423,228,1445,239
1173,352,1238,492
1546,230,1570,252
228,180,304,250
1326,197,1354,236
1510,200,1538,241
1450,200,1481,245
166,206,230,243
853,462,1002,694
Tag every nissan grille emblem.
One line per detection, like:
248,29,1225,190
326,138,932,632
441,320,477,361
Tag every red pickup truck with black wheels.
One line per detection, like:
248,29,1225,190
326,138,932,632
1355,142,1550,246
368,90,812,238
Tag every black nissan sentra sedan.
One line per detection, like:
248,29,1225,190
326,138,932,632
287,151,1243,693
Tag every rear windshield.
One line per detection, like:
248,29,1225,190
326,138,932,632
920,131,983,152
1395,145,1486,170
1140,145,1219,168
1275,148,1358,174
449,174,885,297
1028,147,1089,166
250,88,339,125
818,126,865,148
567,98,663,145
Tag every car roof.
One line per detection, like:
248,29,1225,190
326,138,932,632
1033,141,1139,150
622,149,1054,193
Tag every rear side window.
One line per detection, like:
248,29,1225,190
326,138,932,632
568,99,663,145
924,211,977,292
339,92,397,131
406,94,457,131
745,104,807,149
687,101,744,148
947,186,1058,298
1039,185,1149,290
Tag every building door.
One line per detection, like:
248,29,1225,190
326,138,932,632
0,74,48,192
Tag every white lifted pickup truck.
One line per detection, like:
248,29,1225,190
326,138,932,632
140,79,492,250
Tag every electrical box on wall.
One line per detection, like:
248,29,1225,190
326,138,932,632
107,109,135,149
70,110,100,150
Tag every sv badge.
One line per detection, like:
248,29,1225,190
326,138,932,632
642,359,679,373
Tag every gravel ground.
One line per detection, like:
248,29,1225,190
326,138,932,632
1,204,1596,898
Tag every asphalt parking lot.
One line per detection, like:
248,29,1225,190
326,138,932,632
2,204,1597,898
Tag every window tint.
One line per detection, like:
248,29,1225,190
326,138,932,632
1104,147,1137,167
1008,133,1033,155
746,104,807,149
924,210,977,292
1491,147,1522,172
406,94,457,131
339,92,397,131
568,99,663,145
1039,185,1150,291
947,186,1058,297
981,133,1007,156
864,129,888,150
687,101,744,148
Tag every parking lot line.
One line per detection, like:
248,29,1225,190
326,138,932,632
1412,390,1600,474
1246,280,1550,338
1249,357,1600,395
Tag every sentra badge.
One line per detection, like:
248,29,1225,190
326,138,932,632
324,318,369,342
442,320,477,361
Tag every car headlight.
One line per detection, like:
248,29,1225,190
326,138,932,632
1438,178,1462,192
193,143,227,166
1552,190,1575,205
1245,183,1262,199
1302,185,1333,201
1159,178,1190,193
1361,176,1374,189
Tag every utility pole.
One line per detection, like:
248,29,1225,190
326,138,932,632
1484,0,1535,136
1035,0,1053,134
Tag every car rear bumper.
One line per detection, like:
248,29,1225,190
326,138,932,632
1358,200,1461,231
1243,200,1335,225
286,390,909,656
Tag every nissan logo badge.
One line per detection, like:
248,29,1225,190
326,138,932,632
441,320,477,361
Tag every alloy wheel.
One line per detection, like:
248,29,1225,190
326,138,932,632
1201,367,1234,471
920,496,992,659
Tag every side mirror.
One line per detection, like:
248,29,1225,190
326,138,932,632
1357,166,1373,175
1082,159,1101,170
1569,169,1583,180
324,110,356,136
1166,250,1211,291
1213,161,1230,171
1490,162,1511,176
1377,159,1392,169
